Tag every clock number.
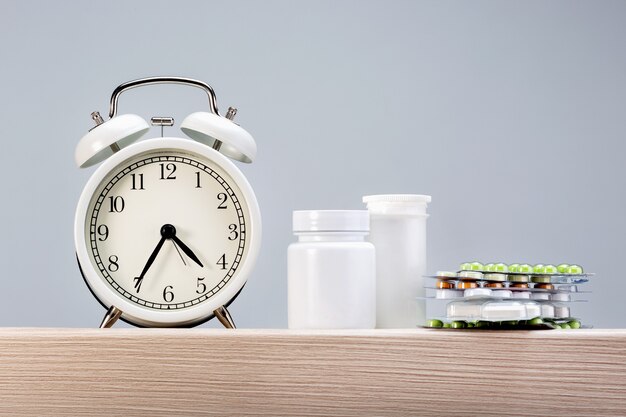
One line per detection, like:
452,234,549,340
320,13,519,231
131,173,145,190
196,277,206,294
108,196,125,213
97,224,109,241
217,193,228,209
217,254,228,270
107,255,119,272
163,285,174,302
159,163,177,180
195,171,201,188
228,224,238,241
133,277,143,293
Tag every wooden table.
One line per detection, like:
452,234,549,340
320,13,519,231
0,328,624,416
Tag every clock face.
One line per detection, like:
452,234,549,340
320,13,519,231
84,148,249,312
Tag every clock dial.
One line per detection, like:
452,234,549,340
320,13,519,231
85,150,248,311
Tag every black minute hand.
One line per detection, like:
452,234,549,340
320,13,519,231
134,236,166,292
171,235,204,268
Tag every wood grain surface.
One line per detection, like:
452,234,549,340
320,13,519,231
0,328,624,416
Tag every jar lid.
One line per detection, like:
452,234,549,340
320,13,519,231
362,194,431,204
292,210,369,232
363,194,431,216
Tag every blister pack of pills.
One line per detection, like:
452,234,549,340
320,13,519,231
422,262,592,330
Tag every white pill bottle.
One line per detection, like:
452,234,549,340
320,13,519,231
363,195,431,328
288,210,376,329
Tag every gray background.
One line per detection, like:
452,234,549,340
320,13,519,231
1,1,624,328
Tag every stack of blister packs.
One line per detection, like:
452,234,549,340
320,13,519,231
422,262,592,329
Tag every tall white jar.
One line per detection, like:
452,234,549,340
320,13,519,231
363,195,431,328
288,210,376,329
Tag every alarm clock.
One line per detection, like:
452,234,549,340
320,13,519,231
74,77,261,328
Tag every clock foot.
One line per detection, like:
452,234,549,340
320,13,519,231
214,306,236,329
99,306,123,328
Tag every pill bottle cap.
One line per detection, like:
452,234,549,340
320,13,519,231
292,210,369,232
363,194,431,216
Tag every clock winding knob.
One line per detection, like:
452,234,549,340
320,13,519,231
225,107,237,120
91,111,105,126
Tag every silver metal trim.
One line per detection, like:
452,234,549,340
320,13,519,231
150,117,175,126
108,76,221,119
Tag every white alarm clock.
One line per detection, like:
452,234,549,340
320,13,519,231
74,77,261,328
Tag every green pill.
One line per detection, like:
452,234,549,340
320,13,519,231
470,262,484,271
544,264,557,274
466,322,475,328
484,263,495,272
568,320,581,329
451,321,466,329
518,264,533,274
475,321,490,328
494,263,509,273
427,319,443,328
567,265,583,274
528,317,544,325
560,323,571,329
533,264,545,274
557,264,570,274
443,322,451,328
509,263,520,273
460,262,472,271
502,320,518,326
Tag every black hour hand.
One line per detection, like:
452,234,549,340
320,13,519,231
171,235,204,268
